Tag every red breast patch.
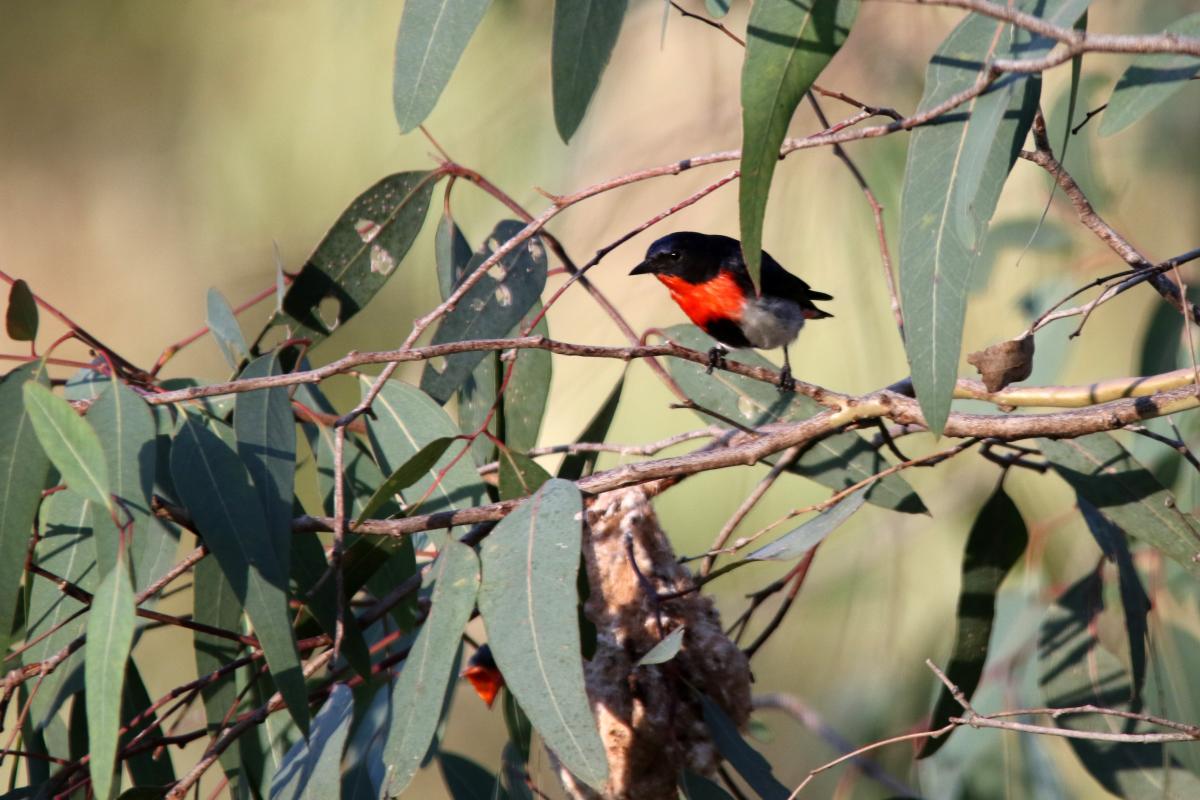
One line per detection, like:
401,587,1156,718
656,271,745,328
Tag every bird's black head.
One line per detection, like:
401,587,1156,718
629,232,736,284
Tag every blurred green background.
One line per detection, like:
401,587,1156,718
3,1,1200,797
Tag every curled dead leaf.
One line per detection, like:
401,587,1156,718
968,335,1035,393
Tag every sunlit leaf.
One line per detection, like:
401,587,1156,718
1039,570,1200,797
503,305,551,453
747,485,869,561
666,325,925,513
636,625,685,666
497,448,552,501
701,695,788,800
340,684,392,800
1099,13,1200,136
85,558,136,800
23,382,111,511
739,0,857,289
381,543,480,795
919,485,1028,758
6,279,38,341
207,288,248,370
552,0,629,142
558,372,624,481
0,363,50,653
393,0,493,132
260,171,438,350
171,413,309,733
270,683,354,800
355,437,453,524
478,480,608,790
235,353,296,576
1040,434,1200,577
420,220,548,403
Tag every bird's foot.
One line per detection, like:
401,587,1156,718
706,347,728,375
778,365,796,393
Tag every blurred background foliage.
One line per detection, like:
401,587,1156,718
2,1,1200,797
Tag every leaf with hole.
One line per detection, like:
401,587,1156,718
739,0,857,290
420,220,548,403
919,485,1028,758
666,325,925,513
85,557,136,800
393,0,494,132
478,479,608,790
6,279,37,341
171,413,309,733
381,542,480,795
1099,13,1200,137
552,0,629,142
261,171,438,350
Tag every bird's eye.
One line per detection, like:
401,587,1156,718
668,251,680,260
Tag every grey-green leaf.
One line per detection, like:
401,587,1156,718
636,626,685,666
171,414,309,733
381,542,480,795
364,378,485,516
552,0,629,142
269,683,354,800
420,220,548,403
356,437,453,525
23,381,111,511
558,372,624,481
701,695,789,800
235,353,296,576
898,5,1044,435
1099,13,1200,137
393,0,493,132
497,448,552,501
260,171,438,350
0,363,50,653
705,0,730,19
6,279,38,341
1040,434,1200,577
739,0,857,289
918,485,1028,758
478,480,608,790
207,287,248,370
85,558,136,800
436,213,474,301
747,485,869,561
439,752,507,800
666,325,925,513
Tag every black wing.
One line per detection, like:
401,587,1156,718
760,251,834,306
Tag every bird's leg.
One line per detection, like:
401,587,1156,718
706,346,728,375
778,347,796,392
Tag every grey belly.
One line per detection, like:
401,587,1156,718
739,297,805,349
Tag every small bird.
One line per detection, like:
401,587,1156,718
630,232,833,391
462,643,505,708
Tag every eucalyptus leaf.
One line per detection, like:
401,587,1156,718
747,485,869,561
207,288,248,370
23,382,111,511
701,695,789,800
1099,13,1200,137
558,372,624,481
497,448,552,501
269,683,354,800
552,0,629,141
6,279,38,341
636,625,685,667
85,558,136,800
439,751,507,800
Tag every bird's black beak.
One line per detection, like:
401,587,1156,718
629,259,656,276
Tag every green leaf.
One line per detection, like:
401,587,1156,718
503,306,551,453
6,279,38,341
23,382,111,511
739,0,857,289
420,220,548,403
24,491,96,730
636,625,685,666
500,741,532,800
85,558,136,800
261,171,438,350
551,0,629,142
918,485,1028,758
666,325,925,513
497,448,552,501
171,414,309,733
0,363,51,653
705,0,730,19
355,437,453,525
207,288,248,370
681,770,735,799
270,683,354,800
235,353,295,576
558,372,624,481
746,484,869,561
340,684,392,800
1099,13,1200,137
701,695,789,800
502,689,533,765
439,752,507,800
1039,570,1200,797
478,480,608,790
392,0,493,132
381,542,480,795
365,378,485,516
436,213,474,301
1039,434,1200,578
290,533,372,678
121,662,176,787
